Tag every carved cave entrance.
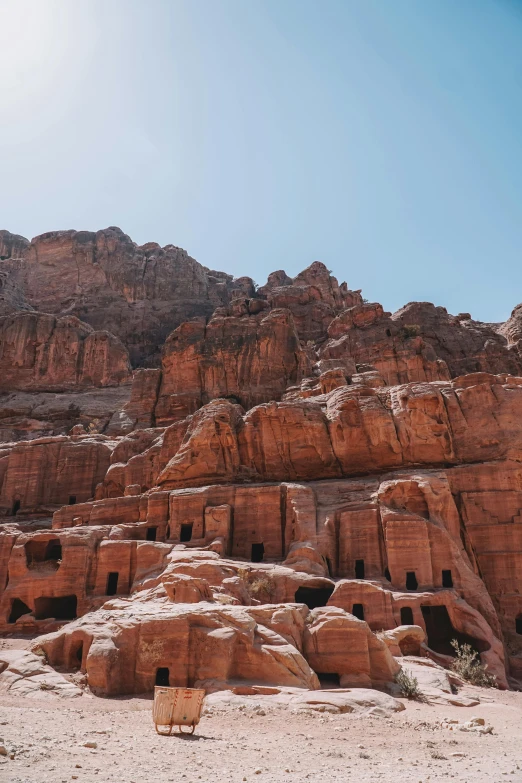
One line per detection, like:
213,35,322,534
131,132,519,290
421,605,488,656
352,603,365,621
146,527,157,542
9,598,31,623
355,559,365,579
251,543,264,563
71,641,84,668
11,499,20,516
106,572,119,596
516,615,522,635
442,569,453,588
155,667,170,686
25,539,62,567
406,571,418,591
400,606,414,625
180,524,193,543
316,672,340,687
34,595,77,621
294,586,334,609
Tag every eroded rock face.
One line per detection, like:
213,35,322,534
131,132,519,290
156,308,310,424
150,374,522,489
34,600,321,695
0,312,131,392
0,227,248,366
0,649,82,698
258,261,363,342
0,435,115,514
320,301,522,386
2,230,522,695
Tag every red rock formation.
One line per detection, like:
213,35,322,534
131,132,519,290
258,261,363,342
319,300,522,386
2,231,522,696
0,387,131,443
151,374,522,489
0,312,131,391
0,227,252,366
0,434,114,515
155,308,310,424
0,230,29,261
0,231,32,317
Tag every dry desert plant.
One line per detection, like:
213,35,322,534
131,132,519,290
395,667,423,699
450,639,497,687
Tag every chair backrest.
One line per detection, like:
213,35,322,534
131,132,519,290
153,686,205,726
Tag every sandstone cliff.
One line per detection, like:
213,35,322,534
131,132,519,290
0,227,250,366
1,225,522,697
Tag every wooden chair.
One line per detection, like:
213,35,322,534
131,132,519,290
153,686,206,735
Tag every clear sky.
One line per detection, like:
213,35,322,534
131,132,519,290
1,0,521,322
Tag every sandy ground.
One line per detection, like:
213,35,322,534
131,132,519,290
1,637,522,783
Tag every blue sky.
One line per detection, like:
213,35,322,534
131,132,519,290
1,0,522,321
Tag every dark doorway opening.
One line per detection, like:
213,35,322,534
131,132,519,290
355,559,365,579
11,499,21,516
317,672,340,687
352,603,365,621
400,606,414,625
384,568,392,582
74,642,84,668
9,598,31,623
224,394,241,405
146,527,157,542
45,541,62,561
251,543,264,562
406,571,418,590
516,615,522,635
294,586,334,609
180,524,193,543
68,495,76,505
442,569,453,588
25,539,62,566
34,595,77,621
155,667,170,686
106,572,119,596
421,604,489,656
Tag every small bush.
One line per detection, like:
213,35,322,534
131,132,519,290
32,647,48,664
247,576,276,601
238,568,275,602
395,668,423,699
450,639,497,687
401,324,420,339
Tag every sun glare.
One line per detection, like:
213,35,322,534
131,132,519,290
0,0,74,109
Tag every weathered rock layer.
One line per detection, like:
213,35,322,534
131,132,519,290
1,225,522,696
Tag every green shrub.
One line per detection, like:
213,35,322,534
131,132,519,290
401,324,420,339
395,667,423,699
238,568,275,602
450,640,497,687
247,576,276,601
